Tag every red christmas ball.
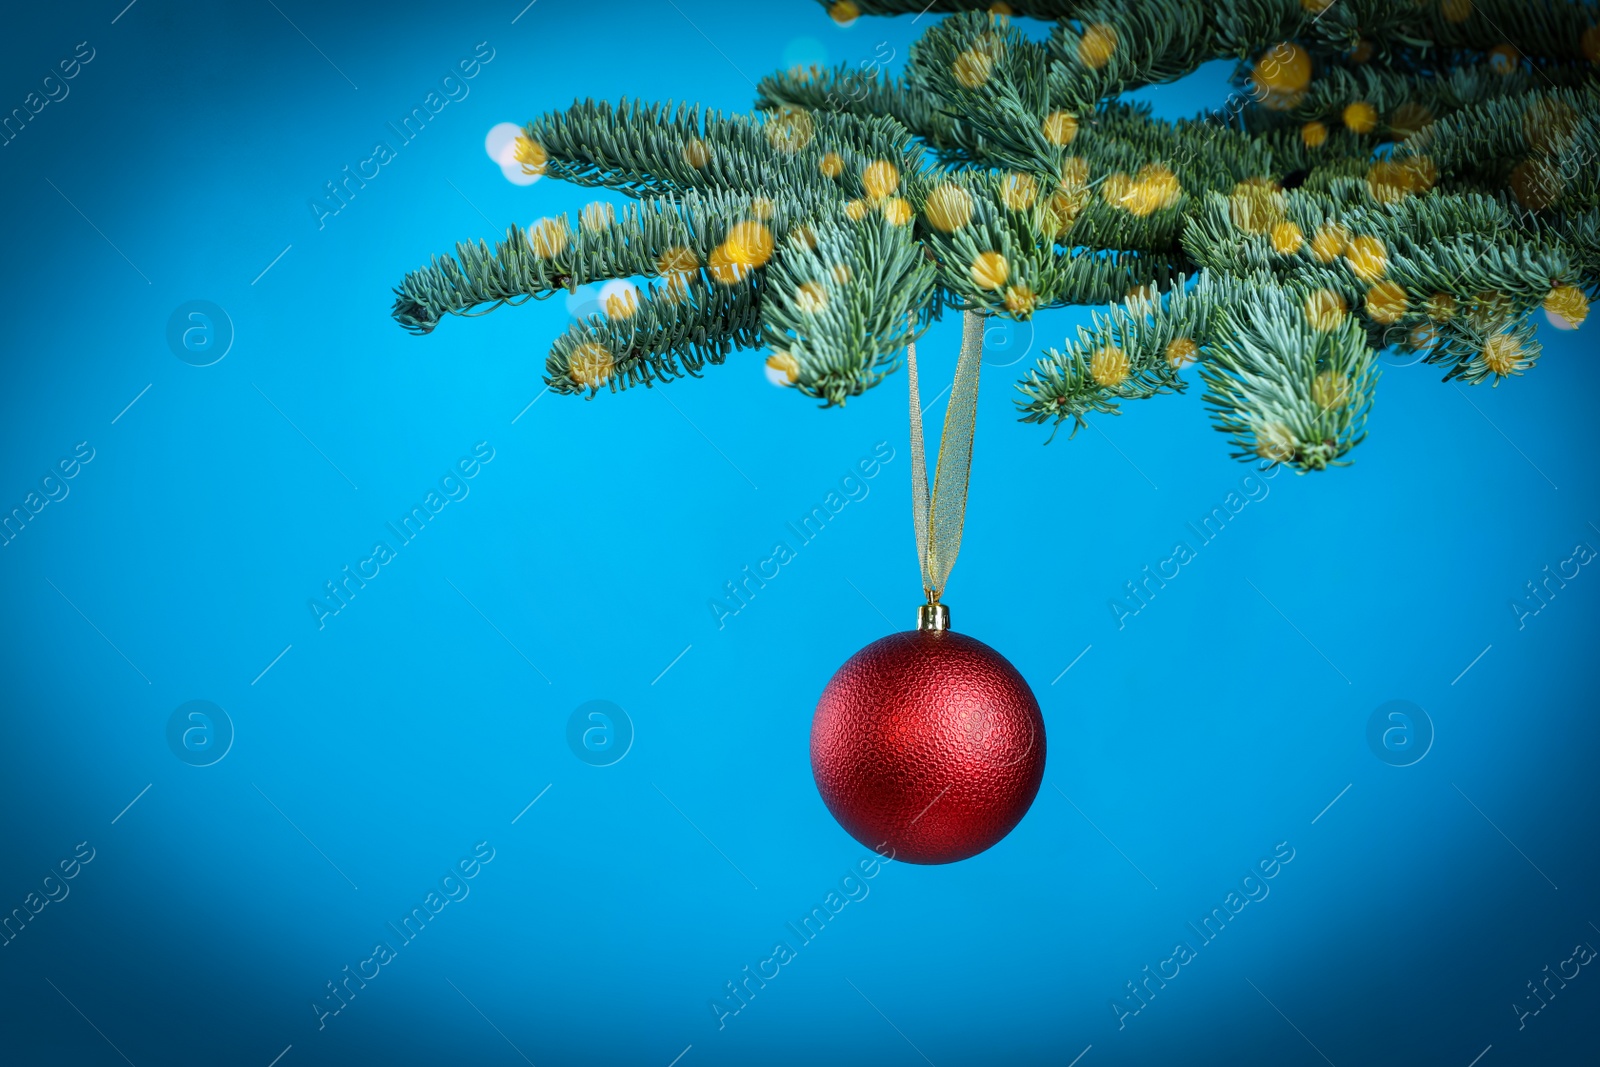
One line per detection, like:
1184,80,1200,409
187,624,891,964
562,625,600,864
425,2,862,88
811,628,1046,864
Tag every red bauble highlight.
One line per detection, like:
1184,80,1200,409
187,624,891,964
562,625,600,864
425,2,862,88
811,629,1046,864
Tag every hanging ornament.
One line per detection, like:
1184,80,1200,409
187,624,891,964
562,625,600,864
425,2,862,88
811,312,1046,864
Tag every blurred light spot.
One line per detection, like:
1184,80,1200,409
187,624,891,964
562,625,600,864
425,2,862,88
598,279,639,313
783,36,828,71
1545,307,1579,331
566,283,602,317
500,160,540,186
485,122,523,164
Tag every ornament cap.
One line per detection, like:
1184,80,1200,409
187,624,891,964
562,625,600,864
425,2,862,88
917,602,950,632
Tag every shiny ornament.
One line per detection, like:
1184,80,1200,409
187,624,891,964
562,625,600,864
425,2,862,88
810,312,1041,865
812,623,1045,865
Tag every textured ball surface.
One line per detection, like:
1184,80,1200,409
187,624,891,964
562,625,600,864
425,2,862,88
811,629,1046,864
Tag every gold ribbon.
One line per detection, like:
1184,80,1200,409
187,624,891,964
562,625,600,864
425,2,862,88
907,309,984,605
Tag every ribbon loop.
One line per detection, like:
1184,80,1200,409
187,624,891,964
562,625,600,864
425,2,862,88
908,309,984,604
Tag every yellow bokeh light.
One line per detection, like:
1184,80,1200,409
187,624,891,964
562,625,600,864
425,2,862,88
1543,285,1589,327
1344,235,1388,282
528,217,571,258
1310,223,1350,263
1252,43,1312,94
1312,371,1351,410
863,160,900,199
952,49,995,89
724,222,774,267
1304,288,1348,331
1001,173,1039,211
1078,24,1118,69
1004,283,1038,317
1343,102,1379,134
1271,221,1304,255
970,251,1010,290
1089,345,1130,386
1365,281,1409,324
795,281,830,314
1042,111,1078,146
1482,334,1523,375
515,136,548,175
924,184,975,231
1166,337,1199,368
682,139,711,168
568,342,614,389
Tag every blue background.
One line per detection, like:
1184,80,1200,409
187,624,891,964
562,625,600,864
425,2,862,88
2,2,1597,1065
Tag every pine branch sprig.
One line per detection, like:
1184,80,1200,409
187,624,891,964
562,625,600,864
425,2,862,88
762,211,940,406
390,0,1598,473
546,273,766,398
1200,278,1378,472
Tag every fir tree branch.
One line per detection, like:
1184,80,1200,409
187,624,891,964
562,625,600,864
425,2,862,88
756,64,955,148
1045,0,1214,111
763,212,940,406
1236,61,1594,135
391,190,819,334
547,274,764,397
389,0,1599,472
1199,278,1378,472
809,0,1094,17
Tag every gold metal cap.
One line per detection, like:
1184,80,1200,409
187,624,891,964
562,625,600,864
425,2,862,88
917,602,950,632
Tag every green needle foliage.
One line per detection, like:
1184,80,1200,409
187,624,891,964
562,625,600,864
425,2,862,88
391,0,1599,474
